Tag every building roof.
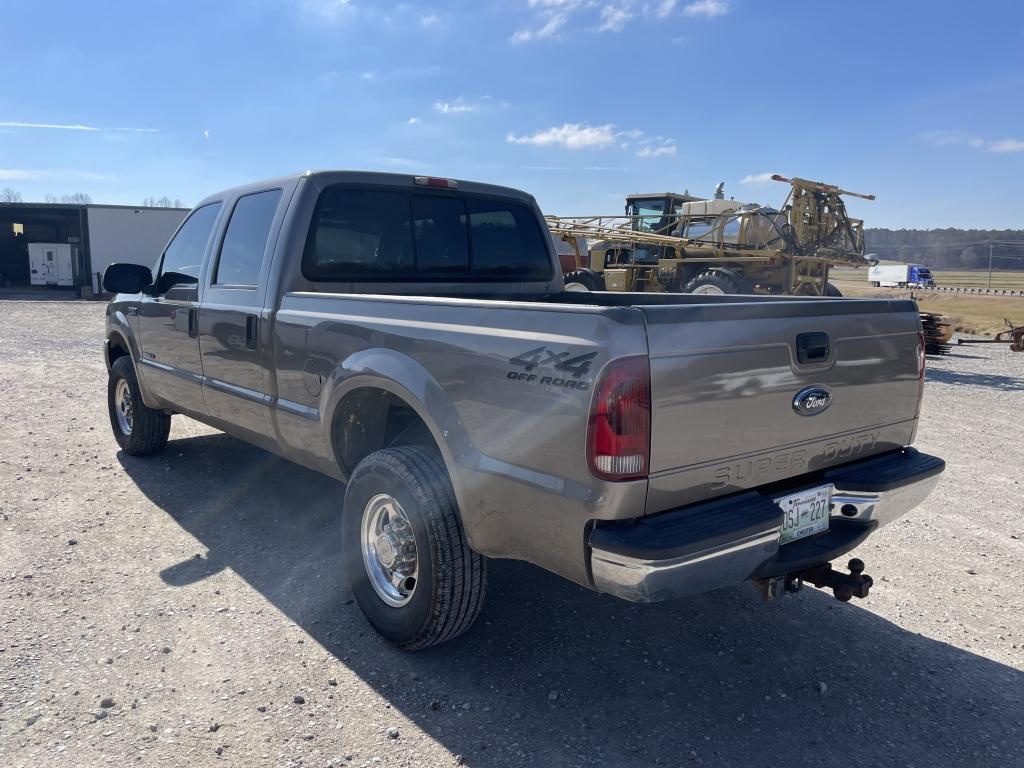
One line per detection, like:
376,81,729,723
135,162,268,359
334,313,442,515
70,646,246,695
0,202,188,212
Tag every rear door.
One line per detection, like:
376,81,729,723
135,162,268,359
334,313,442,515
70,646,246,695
197,188,284,444
639,298,923,513
137,201,223,414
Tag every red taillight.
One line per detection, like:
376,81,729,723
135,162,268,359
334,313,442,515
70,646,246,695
587,356,651,481
413,176,459,189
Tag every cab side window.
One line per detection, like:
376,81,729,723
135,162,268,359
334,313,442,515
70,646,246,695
213,189,282,287
158,202,222,291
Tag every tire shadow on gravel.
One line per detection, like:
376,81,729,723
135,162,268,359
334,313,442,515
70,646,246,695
119,433,1024,768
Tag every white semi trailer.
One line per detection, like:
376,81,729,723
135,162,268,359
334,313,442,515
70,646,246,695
868,263,935,288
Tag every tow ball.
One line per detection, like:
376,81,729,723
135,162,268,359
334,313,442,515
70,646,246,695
759,559,873,602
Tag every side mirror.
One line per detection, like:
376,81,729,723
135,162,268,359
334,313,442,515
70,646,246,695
103,263,153,295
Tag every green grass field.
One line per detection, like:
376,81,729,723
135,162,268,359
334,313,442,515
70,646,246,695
831,266,1024,290
830,266,1024,334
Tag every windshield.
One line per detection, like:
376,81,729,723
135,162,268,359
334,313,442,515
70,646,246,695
627,198,669,232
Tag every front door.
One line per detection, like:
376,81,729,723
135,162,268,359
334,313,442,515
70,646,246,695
137,201,223,415
198,188,284,443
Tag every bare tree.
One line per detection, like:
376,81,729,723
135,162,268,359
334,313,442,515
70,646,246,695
60,192,92,204
156,196,173,207
173,198,184,208
43,193,59,203
1,187,22,203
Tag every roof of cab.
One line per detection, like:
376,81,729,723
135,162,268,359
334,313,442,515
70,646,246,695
193,170,537,209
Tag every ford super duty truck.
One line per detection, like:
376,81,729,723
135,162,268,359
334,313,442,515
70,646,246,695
102,171,944,649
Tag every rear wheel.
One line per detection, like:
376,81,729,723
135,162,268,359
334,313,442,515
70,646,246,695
342,446,487,649
824,282,843,297
107,356,170,456
683,270,740,295
563,269,605,292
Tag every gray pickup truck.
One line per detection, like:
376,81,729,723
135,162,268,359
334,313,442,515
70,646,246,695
102,171,944,649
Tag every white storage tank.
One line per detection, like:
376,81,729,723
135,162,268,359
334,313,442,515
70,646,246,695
28,242,74,287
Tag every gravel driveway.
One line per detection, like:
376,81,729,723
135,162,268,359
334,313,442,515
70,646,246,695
1,299,1022,767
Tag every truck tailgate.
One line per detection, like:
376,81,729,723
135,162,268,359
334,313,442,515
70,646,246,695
640,298,922,514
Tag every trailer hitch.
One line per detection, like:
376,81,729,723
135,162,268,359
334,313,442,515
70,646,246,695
757,558,873,602
795,558,873,602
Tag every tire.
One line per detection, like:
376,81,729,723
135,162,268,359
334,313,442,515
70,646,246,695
824,282,843,297
563,269,606,292
342,446,487,650
683,270,740,295
107,356,171,456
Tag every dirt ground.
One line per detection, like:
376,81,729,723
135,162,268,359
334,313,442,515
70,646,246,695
1,299,1022,768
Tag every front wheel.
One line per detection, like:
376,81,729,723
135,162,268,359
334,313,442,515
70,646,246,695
683,270,740,295
563,269,605,292
107,356,170,456
342,446,487,649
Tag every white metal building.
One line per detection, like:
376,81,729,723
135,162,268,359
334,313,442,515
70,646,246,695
0,202,189,294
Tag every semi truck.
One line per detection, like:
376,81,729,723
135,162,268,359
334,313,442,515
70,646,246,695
869,263,935,288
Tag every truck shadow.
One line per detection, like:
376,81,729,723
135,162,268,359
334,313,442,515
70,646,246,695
119,434,1023,768
926,367,1024,391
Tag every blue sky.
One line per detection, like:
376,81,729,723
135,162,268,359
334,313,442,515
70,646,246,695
1,0,1022,228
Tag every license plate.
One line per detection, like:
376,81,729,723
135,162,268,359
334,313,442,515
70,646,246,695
776,485,832,545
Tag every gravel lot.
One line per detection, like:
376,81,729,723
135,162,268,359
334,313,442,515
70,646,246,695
1,299,1022,768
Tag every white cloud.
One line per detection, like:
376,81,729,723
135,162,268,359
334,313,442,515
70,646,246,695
0,120,157,133
301,0,354,22
636,144,677,158
985,138,1024,153
512,0,715,42
682,0,729,18
0,169,41,180
739,172,775,185
406,117,422,125
597,4,634,32
0,168,115,182
0,121,97,131
507,123,617,149
419,13,440,26
360,71,374,80
511,9,572,43
434,98,479,114
919,129,1024,154
652,0,678,18
203,129,210,139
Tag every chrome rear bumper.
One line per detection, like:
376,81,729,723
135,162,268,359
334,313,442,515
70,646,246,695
589,449,943,603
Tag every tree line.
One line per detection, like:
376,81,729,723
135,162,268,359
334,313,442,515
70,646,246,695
1,188,183,208
864,228,1024,270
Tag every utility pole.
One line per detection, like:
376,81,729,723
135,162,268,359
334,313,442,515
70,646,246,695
988,241,993,289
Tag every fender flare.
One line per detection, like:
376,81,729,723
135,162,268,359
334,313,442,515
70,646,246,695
318,347,478,508
106,314,164,409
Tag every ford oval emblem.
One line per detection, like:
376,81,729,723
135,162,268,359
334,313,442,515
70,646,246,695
793,386,832,416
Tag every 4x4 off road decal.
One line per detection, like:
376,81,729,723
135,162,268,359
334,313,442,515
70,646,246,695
506,346,597,391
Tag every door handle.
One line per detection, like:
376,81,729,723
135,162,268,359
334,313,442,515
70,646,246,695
245,315,258,351
188,308,198,339
795,331,830,364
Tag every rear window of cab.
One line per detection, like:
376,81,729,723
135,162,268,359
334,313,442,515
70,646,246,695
302,187,553,282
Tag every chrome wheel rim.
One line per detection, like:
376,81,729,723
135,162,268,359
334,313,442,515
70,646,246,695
360,494,418,607
114,378,134,435
564,281,590,292
690,284,726,295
